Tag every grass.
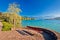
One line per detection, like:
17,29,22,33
2,22,13,31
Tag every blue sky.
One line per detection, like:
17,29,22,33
0,0,60,18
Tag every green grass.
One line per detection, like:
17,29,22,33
2,22,13,31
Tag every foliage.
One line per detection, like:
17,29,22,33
6,3,22,27
2,22,13,31
0,3,35,31
21,16,35,20
7,3,22,14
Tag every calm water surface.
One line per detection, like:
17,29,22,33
21,20,60,33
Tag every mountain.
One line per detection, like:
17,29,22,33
45,17,60,20
53,17,60,20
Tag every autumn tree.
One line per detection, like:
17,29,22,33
6,3,22,28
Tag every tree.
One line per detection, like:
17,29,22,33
6,3,22,28
7,3,22,14
0,12,2,19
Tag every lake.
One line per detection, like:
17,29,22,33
21,20,60,33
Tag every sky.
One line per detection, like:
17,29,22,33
0,0,60,18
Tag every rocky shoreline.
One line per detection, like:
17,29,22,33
0,28,44,40
52,31,60,40
0,28,60,40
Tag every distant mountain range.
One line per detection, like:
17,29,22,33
53,17,60,20
40,16,60,20
45,17,60,20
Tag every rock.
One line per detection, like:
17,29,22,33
0,22,3,31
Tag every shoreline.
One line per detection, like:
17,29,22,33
0,27,60,40
0,27,44,40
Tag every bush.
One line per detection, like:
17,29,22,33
2,22,13,31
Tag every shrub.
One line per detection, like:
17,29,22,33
2,22,13,31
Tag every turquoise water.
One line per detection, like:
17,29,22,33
21,20,60,33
